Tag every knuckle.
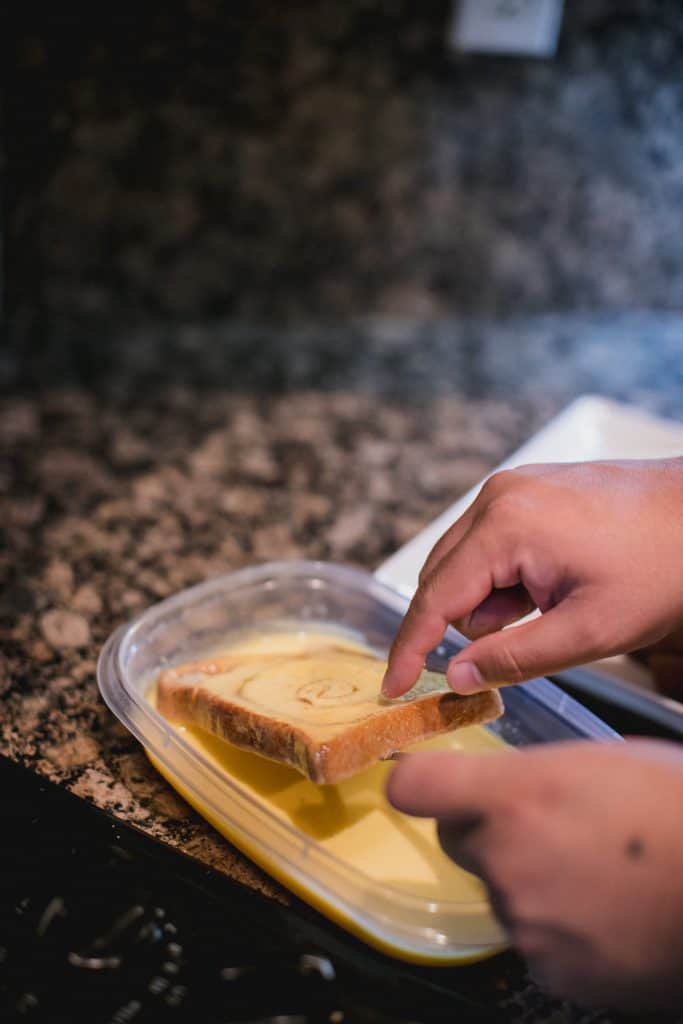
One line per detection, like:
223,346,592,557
410,586,433,619
417,564,430,585
481,467,528,497
480,468,544,525
416,563,453,613
418,552,439,586
484,638,526,685
419,549,446,585
514,462,545,479
479,471,511,501
485,489,531,527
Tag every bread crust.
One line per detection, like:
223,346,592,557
156,650,503,784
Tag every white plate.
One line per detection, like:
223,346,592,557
376,395,683,734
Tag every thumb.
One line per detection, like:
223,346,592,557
446,598,599,694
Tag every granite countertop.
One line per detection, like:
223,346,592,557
1,387,539,895
4,384,683,1024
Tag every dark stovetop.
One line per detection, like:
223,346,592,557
0,752,514,1024
3,692,682,1024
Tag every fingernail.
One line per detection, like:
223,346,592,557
446,661,485,695
381,671,396,698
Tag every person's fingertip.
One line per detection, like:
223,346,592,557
382,679,419,700
446,660,486,695
385,756,412,809
386,750,478,818
380,669,402,699
381,655,424,699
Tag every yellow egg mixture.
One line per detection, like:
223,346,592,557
148,630,510,961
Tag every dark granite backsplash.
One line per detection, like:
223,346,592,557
6,0,683,365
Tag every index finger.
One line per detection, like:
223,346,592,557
382,525,497,697
386,749,522,819
417,502,478,586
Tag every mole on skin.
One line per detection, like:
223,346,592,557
625,836,645,860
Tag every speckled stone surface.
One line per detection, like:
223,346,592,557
1,390,538,886
3,387,683,1024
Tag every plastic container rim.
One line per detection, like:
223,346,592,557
97,559,620,931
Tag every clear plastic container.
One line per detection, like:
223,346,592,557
97,561,619,965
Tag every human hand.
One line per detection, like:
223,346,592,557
387,739,683,1009
382,459,683,698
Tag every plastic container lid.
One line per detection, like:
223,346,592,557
97,561,619,965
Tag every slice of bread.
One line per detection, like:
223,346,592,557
156,644,504,784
